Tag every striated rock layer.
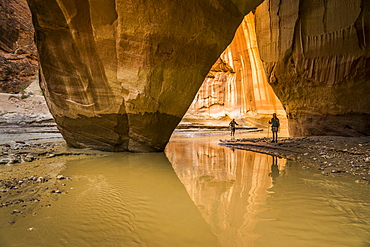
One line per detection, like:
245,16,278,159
0,0,38,93
26,0,263,152
255,0,370,137
186,13,285,122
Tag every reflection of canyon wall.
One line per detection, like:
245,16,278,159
0,0,38,93
255,0,370,137
185,13,285,122
166,139,286,246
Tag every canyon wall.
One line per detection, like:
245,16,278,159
0,0,38,93
25,0,263,151
255,0,370,136
2,0,368,151
185,13,285,124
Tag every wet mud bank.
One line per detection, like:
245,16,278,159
0,141,106,226
220,136,370,184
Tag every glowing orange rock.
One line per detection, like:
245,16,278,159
26,0,263,151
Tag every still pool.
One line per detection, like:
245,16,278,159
0,133,369,246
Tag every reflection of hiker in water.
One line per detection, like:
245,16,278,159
229,119,238,137
269,156,280,183
268,113,280,143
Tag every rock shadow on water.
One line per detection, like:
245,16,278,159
0,152,220,247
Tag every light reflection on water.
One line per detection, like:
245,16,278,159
0,133,369,247
166,134,370,247
166,137,286,247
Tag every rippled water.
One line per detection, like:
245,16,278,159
1,132,369,246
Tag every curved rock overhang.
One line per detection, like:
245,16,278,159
24,0,370,152
26,0,263,152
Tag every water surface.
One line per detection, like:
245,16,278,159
167,133,370,247
0,132,369,246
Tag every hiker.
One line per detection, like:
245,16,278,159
268,113,280,143
229,119,238,137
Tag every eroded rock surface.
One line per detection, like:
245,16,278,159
23,0,369,152
0,0,38,93
186,13,285,122
255,0,370,137
26,0,263,152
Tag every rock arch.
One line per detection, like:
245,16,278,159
24,0,370,152
26,0,263,151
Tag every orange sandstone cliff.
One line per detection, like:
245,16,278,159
25,0,263,151
1,0,368,152
186,13,285,123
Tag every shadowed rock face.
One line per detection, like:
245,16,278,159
0,0,38,93
255,0,370,137
26,0,263,151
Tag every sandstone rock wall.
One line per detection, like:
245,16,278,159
13,0,368,152
185,58,236,120
255,0,370,136
26,0,263,151
186,13,285,123
0,0,38,93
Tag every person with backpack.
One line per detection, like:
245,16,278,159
229,119,238,137
268,113,280,143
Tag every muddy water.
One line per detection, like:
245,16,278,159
1,132,369,246
167,134,370,247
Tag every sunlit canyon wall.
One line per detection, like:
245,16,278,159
25,0,264,152
166,140,286,246
1,0,369,152
187,0,370,137
185,13,286,124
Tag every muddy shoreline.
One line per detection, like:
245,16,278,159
0,139,107,226
220,136,370,184
1,134,369,186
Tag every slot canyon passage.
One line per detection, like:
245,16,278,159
1,0,370,246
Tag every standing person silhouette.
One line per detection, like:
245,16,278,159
229,119,238,137
268,113,280,143
269,156,280,183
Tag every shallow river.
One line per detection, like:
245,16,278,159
1,132,369,246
